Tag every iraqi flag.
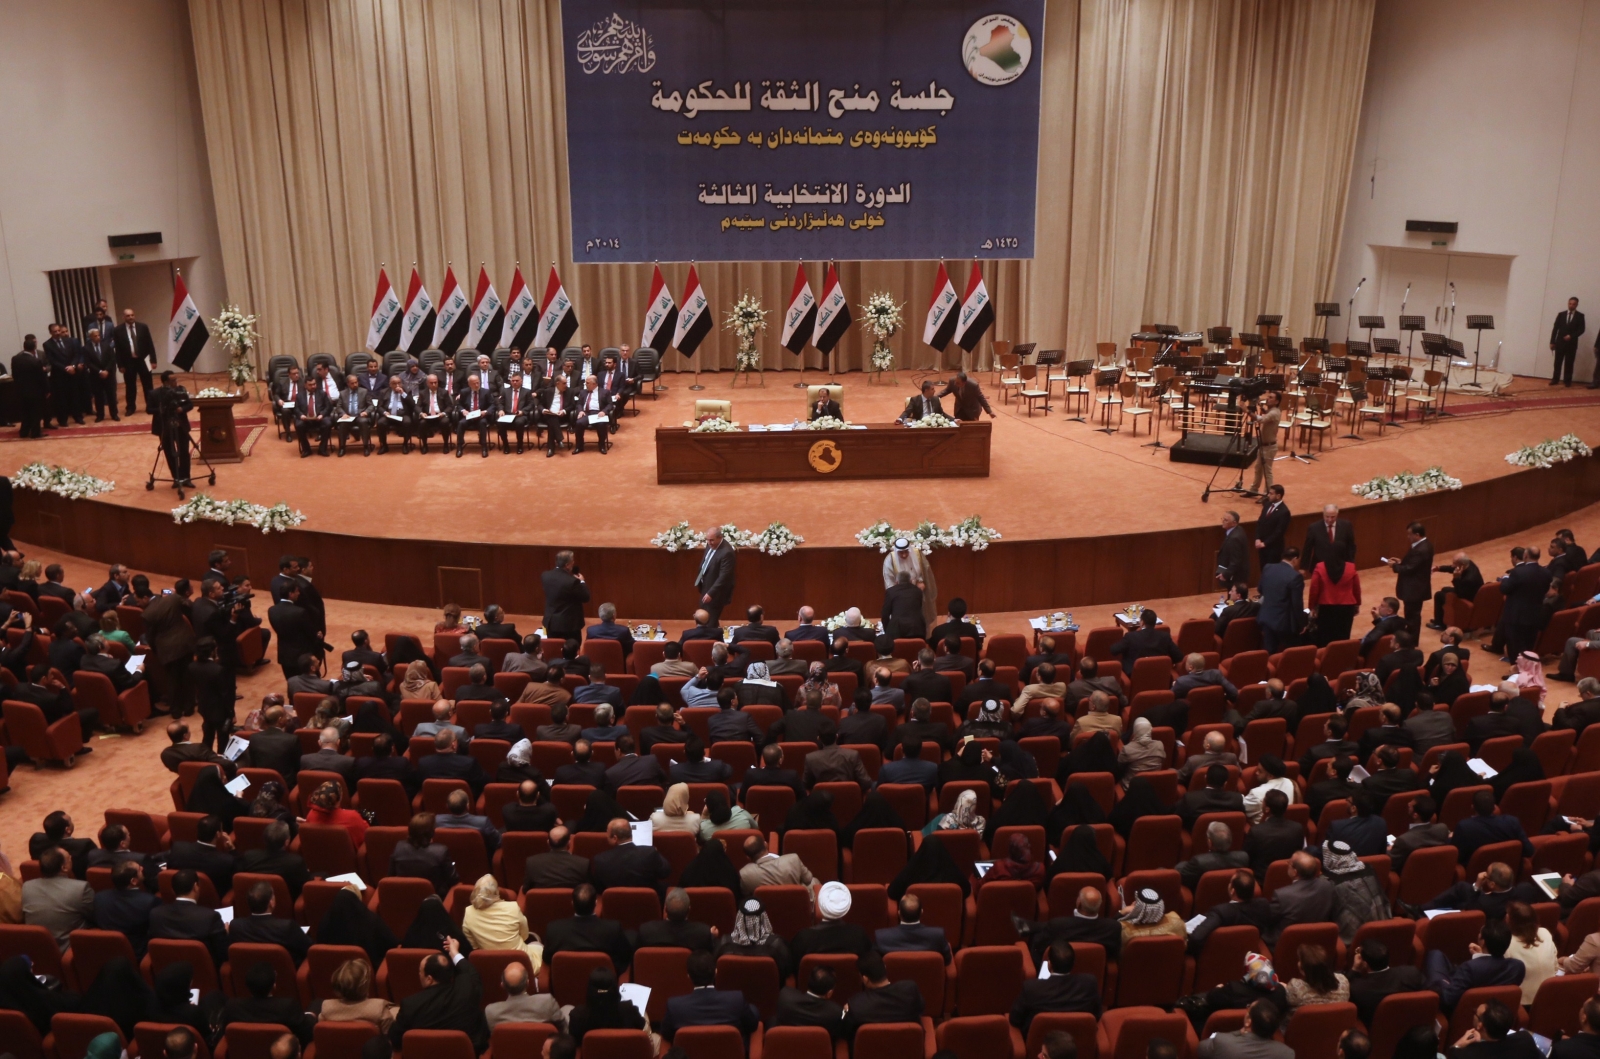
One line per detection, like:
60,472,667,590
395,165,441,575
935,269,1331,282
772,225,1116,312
500,266,538,350
365,267,403,353
640,265,678,352
532,266,579,351
780,263,816,354
672,265,711,357
953,261,995,353
464,266,503,354
811,263,851,354
923,262,959,352
397,267,434,356
168,272,209,371
431,266,471,354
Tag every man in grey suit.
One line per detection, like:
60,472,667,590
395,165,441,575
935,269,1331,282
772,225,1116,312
1197,999,1293,1059
22,847,93,951
1266,851,1336,946
694,526,736,624
522,827,590,891
299,727,356,784
484,962,563,1029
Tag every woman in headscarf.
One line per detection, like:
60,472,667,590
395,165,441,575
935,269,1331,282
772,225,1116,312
715,896,793,977
1284,944,1349,1009
249,780,298,838
186,764,250,831
494,740,549,790
1108,776,1174,840
994,739,1041,785
1491,747,1545,802
839,792,908,849
401,895,472,956
1513,651,1548,705
571,789,626,834
1059,730,1119,783
889,833,970,899
317,884,398,966
923,789,984,837
0,954,80,1034
1054,824,1112,879
1428,750,1479,806
1307,542,1360,646
629,675,664,707
152,962,219,1037
1114,722,1166,788
982,774,1047,847
650,783,703,835
565,967,651,1045
397,659,440,703
976,834,1044,893
305,781,369,847
699,788,757,842
350,697,398,738
80,957,156,1036
1298,672,1338,719
1427,651,1470,707
1198,953,1288,1027
85,1033,123,1059
783,789,839,836
1119,886,1187,943
735,662,786,708
679,835,742,897
1046,782,1107,849
461,874,541,971
1322,840,1390,944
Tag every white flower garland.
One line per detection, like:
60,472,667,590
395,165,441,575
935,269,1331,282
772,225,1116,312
12,462,115,499
724,292,767,372
806,415,850,431
1350,466,1463,502
1505,433,1591,469
195,387,237,399
861,291,903,373
687,417,738,432
649,520,803,556
822,611,879,632
855,515,1000,552
210,304,259,386
172,493,306,534
905,413,959,429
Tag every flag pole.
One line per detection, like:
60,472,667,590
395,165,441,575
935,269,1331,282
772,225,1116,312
829,261,839,384
688,260,704,391
793,259,810,389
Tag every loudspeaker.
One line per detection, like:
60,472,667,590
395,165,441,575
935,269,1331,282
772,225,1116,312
1404,220,1458,234
108,232,163,248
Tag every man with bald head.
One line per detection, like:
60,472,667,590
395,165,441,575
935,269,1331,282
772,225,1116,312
522,826,589,891
785,606,832,646
639,887,716,951
485,959,563,1028
1267,851,1335,945
160,720,237,776
1302,503,1357,573
694,525,736,624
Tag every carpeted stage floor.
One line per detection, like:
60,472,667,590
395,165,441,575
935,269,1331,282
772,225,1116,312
6,368,1600,547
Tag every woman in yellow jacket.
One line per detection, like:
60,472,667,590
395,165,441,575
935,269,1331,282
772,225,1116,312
461,874,543,973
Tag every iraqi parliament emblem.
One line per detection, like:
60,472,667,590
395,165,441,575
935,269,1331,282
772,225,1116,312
808,439,842,474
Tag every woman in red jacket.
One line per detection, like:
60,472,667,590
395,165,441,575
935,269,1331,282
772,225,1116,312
304,780,368,848
1307,542,1361,646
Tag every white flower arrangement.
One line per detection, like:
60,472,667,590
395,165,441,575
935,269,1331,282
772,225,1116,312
649,521,702,552
822,611,879,632
1506,433,1591,469
806,415,850,431
905,413,959,429
14,462,115,499
195,387,237,399
650,520,802,556
172,493,306,534
460,614,483,631
855,515,1000,552
688,416,739,433
210,305,259,387
751,522,804,556
724,292,767,372
861,291,904,373
1350,467,1463,502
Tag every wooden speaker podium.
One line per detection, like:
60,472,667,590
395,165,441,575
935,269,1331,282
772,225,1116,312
194,393,246,463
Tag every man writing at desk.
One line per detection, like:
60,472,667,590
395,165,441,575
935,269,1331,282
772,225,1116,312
936,372,995,421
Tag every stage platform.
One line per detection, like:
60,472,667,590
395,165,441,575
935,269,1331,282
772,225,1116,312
8,368,1600,618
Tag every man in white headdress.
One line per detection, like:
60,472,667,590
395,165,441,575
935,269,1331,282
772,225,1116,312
882,538,937,632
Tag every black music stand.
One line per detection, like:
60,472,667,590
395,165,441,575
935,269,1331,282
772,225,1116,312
1207,326,1233,354
1035,348,1063,412
1462,315,1494,390
1418,334,1449,420
1359,315,1386,353
1399,315,1426,365
1143,375,1173,451
1314,302,1340,341
1062,360,1092,422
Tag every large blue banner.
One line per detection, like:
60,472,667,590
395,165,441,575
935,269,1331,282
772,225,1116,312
560,0,1045,263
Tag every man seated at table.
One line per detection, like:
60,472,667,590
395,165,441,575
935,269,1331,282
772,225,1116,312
808,389,841,421
900,380,945,422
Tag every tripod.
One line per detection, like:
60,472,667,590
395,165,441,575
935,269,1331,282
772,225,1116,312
1201,397,1257,503
146,404,216,500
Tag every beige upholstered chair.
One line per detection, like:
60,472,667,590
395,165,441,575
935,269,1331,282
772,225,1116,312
693,399,732,422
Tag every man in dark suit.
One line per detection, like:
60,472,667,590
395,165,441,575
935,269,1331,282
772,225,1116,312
543,883,635,970
1184,870,1278,956
1465,692,1540,754
541,551,589,642
418,730,490,795
663,951,760,1043
1022,635,1073,685
331,374,375,457
1389,795,1451,873
300,726,357,784
1178,764,1247,828
1216,511,1250,588
81,327,120,422
414,373,454,453
81,300,115,345
1453,789,1534,865
12,336,50,437
844,952,925,1039
451,374,497,458
537,373,575,456
243,705,302,783
1554,678,1600,734
668,739,733,786
1424,918,1525,1013
729,605,780,646
375,376,419,453
693,526,737,624
267,583,319,682
29,812,97,883
639,888,716,952
1347,938,1427,1027
500,781,557,833
356,733,420,796
1430,553,1484,631
42,324,86,427
1302,503,1357,574
1108,609,1181,677
740,743,807,802
112,308,157,414
1010,937,1102,1032
495,368,536,453
585,604,635,658
523,826,590,890
148,869,230,968
292,382,332,457
602,735,665,792
902,650,954,707
1244,789,1306,880
807,390,842,421
590,818,670,895
1266,851,1336,945
223,963,316,1045
385,943,486,1052
571,375,612,454
900,379,946,422
235,821,312,901
1551,296,1587,386
774,966,846,1038
1500,549,1552,662
93,861,161,956
874,893,953,962
1257,548,1306,656
227,880,310,964
1386,522,1434,637
784,607,833,647
166,813,238,895
935,371,996,421
553,739,608,786
881,571,926,641
160,721,238,777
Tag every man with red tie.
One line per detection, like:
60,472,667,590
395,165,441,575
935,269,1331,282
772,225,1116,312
273,365,305,440
454,374,496,458
497,366,535,454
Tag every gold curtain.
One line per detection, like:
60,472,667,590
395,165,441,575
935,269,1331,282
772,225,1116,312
187,0,1369,372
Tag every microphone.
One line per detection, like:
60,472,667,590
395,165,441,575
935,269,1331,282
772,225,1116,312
1350,276,1367,300
1401,282,1411,313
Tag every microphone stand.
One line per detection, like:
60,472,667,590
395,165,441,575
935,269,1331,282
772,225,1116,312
1347,277,1366,345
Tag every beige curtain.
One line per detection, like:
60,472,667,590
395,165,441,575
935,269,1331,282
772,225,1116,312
188,0,1368,372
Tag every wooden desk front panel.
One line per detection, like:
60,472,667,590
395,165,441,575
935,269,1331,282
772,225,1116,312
654,421,991,483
